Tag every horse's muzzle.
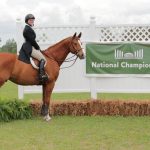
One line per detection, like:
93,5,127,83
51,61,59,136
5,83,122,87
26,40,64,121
77,50,85,59
79,53,85,59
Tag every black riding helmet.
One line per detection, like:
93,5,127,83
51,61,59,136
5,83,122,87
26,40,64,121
25,14,35,23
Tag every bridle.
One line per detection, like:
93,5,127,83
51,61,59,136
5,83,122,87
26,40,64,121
60,39,83,69
44,38,83,69
68,39,83,57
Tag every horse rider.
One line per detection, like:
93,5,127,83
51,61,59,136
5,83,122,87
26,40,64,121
19,14,48,83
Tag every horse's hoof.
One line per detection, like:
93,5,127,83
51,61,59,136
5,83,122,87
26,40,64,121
44,114,51,122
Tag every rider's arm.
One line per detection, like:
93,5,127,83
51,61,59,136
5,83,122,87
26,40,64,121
23,27,40,50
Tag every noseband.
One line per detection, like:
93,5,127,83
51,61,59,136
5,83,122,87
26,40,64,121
68,40,83,57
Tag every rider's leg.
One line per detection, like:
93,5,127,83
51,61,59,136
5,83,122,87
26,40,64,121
31,48,46,61
31,48,48,82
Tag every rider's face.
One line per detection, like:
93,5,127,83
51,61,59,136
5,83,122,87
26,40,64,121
27,19,35,26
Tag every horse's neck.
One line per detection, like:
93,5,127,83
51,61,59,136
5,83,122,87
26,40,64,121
44,38,70,66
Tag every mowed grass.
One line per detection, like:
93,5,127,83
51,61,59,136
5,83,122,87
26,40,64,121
0,116,150,150
1,83,150,150
1,81,150,101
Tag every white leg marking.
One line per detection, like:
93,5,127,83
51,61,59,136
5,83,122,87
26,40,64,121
44,114,51,121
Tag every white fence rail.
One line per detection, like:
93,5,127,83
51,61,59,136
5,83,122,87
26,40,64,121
16,17,150,99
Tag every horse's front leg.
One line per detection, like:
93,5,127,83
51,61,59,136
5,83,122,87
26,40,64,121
41,81,55,121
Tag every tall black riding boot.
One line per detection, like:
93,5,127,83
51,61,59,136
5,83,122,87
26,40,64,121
39,59,48,83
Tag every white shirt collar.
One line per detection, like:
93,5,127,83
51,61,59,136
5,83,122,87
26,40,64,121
26,24,33,28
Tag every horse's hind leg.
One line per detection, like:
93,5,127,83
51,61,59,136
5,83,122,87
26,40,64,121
0,72,10,88
0,78,5,87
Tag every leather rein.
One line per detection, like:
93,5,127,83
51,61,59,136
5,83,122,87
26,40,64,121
43,40,83,69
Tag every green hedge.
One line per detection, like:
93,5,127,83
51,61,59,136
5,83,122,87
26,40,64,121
0,99,33,122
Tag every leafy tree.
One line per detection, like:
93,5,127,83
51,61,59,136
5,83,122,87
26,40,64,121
0,39,17,53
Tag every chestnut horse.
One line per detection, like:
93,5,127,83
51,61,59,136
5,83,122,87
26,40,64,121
0,32,84,121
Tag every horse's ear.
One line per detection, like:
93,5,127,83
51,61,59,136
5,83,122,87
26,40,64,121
78,32,82,38
72,32,77,39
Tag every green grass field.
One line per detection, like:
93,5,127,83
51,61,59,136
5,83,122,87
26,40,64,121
0,81,150,102
0,116,150,150
1,82,150,150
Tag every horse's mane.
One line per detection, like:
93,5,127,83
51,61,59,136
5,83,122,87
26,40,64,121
44,36,71,51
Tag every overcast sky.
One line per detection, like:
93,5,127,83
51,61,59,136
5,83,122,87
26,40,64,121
1,0,150,44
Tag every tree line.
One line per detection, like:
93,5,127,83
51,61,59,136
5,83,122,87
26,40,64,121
0,39,17,53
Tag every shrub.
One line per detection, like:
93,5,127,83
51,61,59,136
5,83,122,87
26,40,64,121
0,99,33,122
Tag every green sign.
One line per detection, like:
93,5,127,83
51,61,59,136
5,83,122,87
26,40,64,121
86,43,150,75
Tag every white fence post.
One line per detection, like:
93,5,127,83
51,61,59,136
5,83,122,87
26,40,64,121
88,16,97,99
16,18,24,100
16,18,23,54
18,86,24,100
